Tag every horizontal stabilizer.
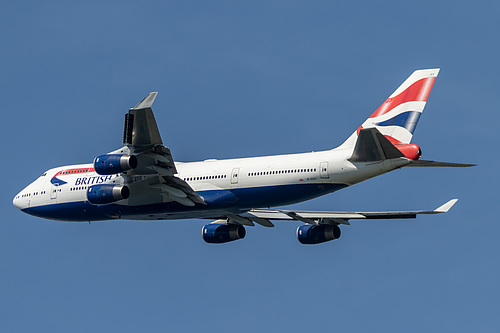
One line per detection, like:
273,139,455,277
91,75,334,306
349,128,404,162
406,160,476,167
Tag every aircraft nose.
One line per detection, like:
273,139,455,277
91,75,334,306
13,188,28,211
13,193,23,210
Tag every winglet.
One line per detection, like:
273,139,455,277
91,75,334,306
124,92,162,146
132,92,158,110
434,199,458,213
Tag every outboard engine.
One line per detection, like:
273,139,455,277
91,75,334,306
87,184,130,205
296,224,341,244
202,223,246,243
93,154,138,175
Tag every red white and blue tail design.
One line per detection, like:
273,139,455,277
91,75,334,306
340,68,439,149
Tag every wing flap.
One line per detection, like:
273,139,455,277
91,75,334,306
164,176,206,205
248,217,275,227
246,209,365,220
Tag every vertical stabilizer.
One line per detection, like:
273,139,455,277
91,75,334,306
339,69,439,150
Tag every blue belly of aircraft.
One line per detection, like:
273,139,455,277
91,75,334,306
23,183,347,222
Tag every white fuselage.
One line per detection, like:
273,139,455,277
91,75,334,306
13,147,410,222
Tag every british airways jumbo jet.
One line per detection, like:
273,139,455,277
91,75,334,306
13,69,473,244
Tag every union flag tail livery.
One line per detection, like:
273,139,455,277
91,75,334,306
13,69,474,245
341,69,439,149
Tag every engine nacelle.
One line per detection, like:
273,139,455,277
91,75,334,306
93,154,138,175
87,185,130,205
395,144,421,160
297,224,341,244
202,223,246,243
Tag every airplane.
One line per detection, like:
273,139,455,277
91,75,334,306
13,68,474,244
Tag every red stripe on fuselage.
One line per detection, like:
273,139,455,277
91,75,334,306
53,167,95,178
369,77,436,119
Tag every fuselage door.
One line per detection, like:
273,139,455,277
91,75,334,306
231,168,240,184
51,185,58,200
320,161,329,179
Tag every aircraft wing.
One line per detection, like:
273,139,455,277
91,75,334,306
239,199,458,226
120,92,205,206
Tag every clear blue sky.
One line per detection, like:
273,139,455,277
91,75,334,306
1,1,497,332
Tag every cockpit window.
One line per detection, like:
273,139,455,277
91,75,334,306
41,172,47,177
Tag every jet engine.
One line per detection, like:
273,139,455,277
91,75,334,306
87,184,130,205
93,154,138,175
202,223,246,243
296,224,341,244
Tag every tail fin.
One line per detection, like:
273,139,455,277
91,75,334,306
339,69,440,149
